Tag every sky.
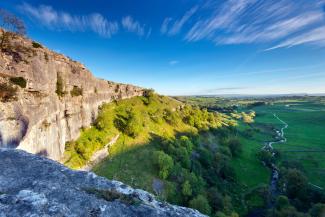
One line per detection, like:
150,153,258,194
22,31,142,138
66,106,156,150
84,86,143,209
1,0,325,95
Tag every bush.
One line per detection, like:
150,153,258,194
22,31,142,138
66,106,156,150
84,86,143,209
9,76,27,88
227,138,242,157
181,180,192,197
114,109,142,138
32,41,43,48
70,86,83,97
309,203,325,217
241,112,254,124
153,151,174,179
285,169,308,199
0,83,17,102
143,88,154,97
189,195,211,215
56,74,66,97
163,109,179,126
276,195,290,210
256,149,273,166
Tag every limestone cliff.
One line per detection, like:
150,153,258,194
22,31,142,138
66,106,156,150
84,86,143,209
0,31,143,160
0,149,205,217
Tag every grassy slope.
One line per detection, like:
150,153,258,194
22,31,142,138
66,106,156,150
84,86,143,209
92,95,233,195
64,95,198,169
93,102,272,215
253,101,325,188
228,123,271,213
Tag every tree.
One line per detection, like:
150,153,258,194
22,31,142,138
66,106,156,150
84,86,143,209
257,149,273,166
163,108,179,126
153,151,174,180
276,195,290,210
241,112,254,124
227,138,242,157
285,169,308,199
114,109,142,138
207,187,224,211
0,9,26,52
179,136,193,153
309,203,325,217
181,180,192,197
189,195,212,215
274,206,307,217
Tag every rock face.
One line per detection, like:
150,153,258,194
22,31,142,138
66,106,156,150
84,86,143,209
0,31,143,160
0,149,206,217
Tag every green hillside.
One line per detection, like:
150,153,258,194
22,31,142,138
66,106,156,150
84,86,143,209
64,92,268,216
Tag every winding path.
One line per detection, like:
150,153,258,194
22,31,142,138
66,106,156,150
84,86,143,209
80,134,120,171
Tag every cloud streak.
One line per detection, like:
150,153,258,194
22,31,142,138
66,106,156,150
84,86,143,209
169,60,179,66
19,3,118,37
165,0,325,49
266,26,325,50
19,3,149,38
122,16,146,36
161,6,198,36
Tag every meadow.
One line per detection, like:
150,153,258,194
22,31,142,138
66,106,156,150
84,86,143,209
252,100,325,189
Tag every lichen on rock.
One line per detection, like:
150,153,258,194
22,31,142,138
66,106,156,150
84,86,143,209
0,149,206,217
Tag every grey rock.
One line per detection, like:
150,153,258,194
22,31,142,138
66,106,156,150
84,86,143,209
0,30,143,160
0,149,206,217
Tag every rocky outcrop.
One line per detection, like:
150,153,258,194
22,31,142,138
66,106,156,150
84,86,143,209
0,31,143,160
0,149,205,217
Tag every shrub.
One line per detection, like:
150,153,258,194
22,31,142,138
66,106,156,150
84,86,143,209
44,53,49,62
153,151,174,179
189,195,211,215
143,88,154,97
227,138,242,157
9,76,27,88
114,109,142,138
181,180,192,197
70,86,83,97
241,112,254,124
275,195,290,210
309,203,325,217
0,83,17,102
163,109,179,126
256,149,273,166
55,74,66,97
32,41,43,48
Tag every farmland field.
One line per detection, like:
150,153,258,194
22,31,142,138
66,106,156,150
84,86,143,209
252,100,325,188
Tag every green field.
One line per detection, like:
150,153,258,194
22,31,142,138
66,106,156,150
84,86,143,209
253,101,325,188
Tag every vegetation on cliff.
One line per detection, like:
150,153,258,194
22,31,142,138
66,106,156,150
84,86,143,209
64,93,245,216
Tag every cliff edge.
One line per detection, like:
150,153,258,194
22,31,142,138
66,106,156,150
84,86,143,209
0,149,205,217
0,30,143,160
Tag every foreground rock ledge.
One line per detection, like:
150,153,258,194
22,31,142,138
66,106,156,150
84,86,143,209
0,149,205,217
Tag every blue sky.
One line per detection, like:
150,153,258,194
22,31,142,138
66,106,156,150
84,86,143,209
1,0,325,95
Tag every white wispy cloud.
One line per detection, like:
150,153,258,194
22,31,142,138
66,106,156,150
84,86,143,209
18,3,118,37
266,26,325,50
121,16,147,36
161,6,198,36
186,0,255,41
165,0,325,49
219,11,323,45
169,60,179,66
161,18,172,34
19,3,150,38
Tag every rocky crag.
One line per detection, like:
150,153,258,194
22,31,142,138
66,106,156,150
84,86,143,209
0,149,205,217
0,30,143,160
